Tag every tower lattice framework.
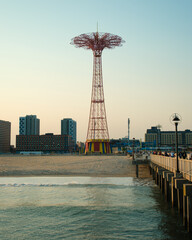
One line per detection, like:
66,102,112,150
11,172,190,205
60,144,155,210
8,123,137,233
87,49,108,140
71,31,124,152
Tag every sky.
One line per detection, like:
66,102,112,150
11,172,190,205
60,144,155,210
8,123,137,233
0,0,192,145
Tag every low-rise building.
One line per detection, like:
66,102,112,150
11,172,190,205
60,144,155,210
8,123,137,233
145,126,192,147
16,133,75,153
145,127,161,147
110,138,141,153
185,131,192,145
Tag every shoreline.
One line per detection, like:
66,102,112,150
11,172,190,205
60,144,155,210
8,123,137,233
0,155,136,178
0,174,133,178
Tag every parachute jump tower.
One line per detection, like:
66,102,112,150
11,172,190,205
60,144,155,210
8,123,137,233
71,31,124,153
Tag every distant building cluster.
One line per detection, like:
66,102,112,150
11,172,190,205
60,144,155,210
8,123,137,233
0,115,77,154
1,117,192,154
16,115,76,153
145,126,192,148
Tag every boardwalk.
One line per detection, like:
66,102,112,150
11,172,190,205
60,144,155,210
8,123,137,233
151,154,192,181
0,155,136,177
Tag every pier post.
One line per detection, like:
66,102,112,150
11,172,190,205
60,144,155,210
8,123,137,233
183,194,187,227
164,178,169,201
177,189,183,213
149,166,152,175
183,184,192,232
158,173,161,187
136,165,138,177
155,170,158,185
175,179,189,213
166,173,174,201
163,171,171,201
152,168,155,180
156,167,164,189
171,177,178,208
187,196,192,232
157,168,164,192
166,173,174,202
161,174,164,193
171,175,183,209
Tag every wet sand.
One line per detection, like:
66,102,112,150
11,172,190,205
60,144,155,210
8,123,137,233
0,155,136,177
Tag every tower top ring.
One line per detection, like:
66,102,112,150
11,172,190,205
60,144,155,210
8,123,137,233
71,32,125,52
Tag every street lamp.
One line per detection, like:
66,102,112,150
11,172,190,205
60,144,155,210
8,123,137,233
170,113,181,174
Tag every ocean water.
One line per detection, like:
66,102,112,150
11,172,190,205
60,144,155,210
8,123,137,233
0,177,191,240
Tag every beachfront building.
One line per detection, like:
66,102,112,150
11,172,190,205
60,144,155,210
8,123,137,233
16,133,75,153
19,115,40,135
160,132,182,145
145,127,161,147
185,131,192,145
61,118,76,144
0,120,11,153
145,126,192,147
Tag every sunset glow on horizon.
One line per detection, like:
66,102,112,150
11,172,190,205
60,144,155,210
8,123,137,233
0,0,192,145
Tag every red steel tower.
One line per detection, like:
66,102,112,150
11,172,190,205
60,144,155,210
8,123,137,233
71,31,124,153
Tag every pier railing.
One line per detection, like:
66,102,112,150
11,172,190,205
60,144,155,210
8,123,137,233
151,154,192,182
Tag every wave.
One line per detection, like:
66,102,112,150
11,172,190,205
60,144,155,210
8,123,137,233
0,182,154,188
0,177,154,188
0,183,129,188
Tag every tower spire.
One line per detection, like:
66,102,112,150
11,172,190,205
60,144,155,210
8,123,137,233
96,22,99,41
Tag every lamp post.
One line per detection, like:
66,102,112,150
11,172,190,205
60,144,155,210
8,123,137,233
171,113,181,174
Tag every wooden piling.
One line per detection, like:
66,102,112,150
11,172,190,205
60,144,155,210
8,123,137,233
163,171,171,201
175,179,189,213
183,194,187,227
183,184,192,232
171,177,178,208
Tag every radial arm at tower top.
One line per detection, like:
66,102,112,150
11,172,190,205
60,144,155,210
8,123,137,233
71,32,125,51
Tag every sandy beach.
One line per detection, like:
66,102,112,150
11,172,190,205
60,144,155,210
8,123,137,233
0,155,136,177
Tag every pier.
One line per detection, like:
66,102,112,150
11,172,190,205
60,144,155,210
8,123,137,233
150,154,192,232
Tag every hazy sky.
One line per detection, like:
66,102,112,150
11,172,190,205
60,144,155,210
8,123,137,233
1,0,192,145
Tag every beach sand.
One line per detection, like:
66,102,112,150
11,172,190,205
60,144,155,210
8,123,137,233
0,155,136,177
